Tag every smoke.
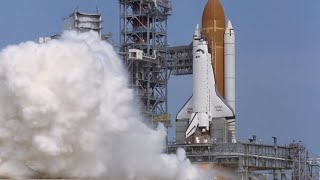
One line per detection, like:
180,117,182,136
0,31,210,179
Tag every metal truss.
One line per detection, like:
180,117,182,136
168,142,319,180
167,45,193,75
119,0,172,126
290,142,313,180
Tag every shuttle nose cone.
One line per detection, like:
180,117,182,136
193,24,201,39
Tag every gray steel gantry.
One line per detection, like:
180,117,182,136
119,0,172,127
168,142,319,180
167,45,193,75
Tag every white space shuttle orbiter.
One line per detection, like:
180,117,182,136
176,24,235,144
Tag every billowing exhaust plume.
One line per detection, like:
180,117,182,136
0,31,210,179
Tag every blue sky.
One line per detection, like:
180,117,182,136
1,0,320,156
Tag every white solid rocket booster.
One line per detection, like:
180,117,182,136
224,20,236,143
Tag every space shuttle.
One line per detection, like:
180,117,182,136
176,24,235,144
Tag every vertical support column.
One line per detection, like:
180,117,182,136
240,169,249,180
280,169,286,180
273,169,278,180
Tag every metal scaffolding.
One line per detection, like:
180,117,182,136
290,142,313,180
168,141,319,180
167,45,193,75
309,158,320,180
119,0,172,127
117,2,319,179
168,142,291,179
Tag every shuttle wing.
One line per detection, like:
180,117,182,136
176,96,193,120
208,62,235,119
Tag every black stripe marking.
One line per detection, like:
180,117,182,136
195,49,205,54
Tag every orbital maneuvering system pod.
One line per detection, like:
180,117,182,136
176,24,235,144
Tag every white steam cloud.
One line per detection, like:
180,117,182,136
0,31,210,179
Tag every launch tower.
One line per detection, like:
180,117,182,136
119,0,172,127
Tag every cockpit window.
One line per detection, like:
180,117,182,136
195,49,205,54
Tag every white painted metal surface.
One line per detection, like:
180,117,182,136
224,20,236,143
176,96,193,120
64,11,102,38
128,49,143,60
177,25,235,141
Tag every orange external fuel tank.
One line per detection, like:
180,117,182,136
202,0,226,97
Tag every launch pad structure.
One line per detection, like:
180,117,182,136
117,0,320,179
119,0,172,127
168,140,320,179
33,0,319,179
